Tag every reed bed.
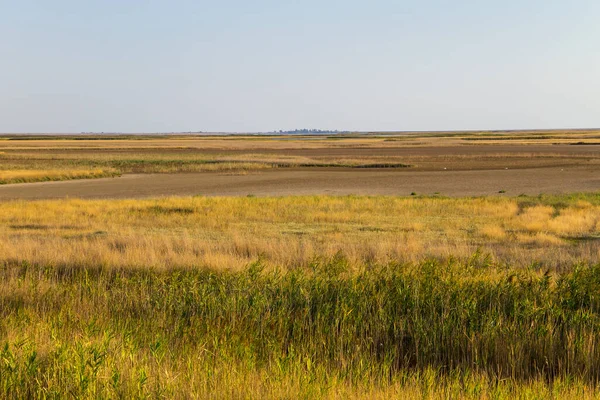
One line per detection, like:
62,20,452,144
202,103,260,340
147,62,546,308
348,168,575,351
1,193,600,398
1,258,600,398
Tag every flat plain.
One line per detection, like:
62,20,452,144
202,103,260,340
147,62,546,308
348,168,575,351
0,130,598,199
1,130,600,399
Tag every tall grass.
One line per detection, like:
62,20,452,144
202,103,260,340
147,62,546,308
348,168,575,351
2,257,600,398
1,193,599,397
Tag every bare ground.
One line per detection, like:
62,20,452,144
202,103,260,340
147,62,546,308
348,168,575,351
0,166,597,200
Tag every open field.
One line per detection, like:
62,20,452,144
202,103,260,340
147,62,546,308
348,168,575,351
0,195,599,270
1,131,600,398
0,193,599,398
0,194,599,398
0,130,598,198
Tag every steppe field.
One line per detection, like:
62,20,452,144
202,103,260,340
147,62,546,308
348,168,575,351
1,130,600,399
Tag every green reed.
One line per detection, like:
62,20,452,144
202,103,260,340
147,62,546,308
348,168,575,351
1,255,600,398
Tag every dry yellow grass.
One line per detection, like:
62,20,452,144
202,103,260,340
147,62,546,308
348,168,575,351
2,192,600,398
0,168,119,184
479,225,507,240
0,195,597,270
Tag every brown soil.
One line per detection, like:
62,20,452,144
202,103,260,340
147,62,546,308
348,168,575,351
0,166,597,200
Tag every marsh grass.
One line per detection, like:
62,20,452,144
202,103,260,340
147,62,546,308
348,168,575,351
0,194,598,270
0,169,119,184
1,193,600,398
1,133,599,181
0,151,412,179
2,257,600,398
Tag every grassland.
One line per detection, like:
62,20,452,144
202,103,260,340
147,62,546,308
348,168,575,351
1,193,600,398
1,132,599,398
1,194,598,270
0,136,415,178
0,150,412,178
0,130,599,185
0,168,119,184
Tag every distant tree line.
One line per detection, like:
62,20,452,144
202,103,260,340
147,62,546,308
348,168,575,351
275,129,348,134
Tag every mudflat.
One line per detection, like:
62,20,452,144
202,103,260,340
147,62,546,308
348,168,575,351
0,166,596,200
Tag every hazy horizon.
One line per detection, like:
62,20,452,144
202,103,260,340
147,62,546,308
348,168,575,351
2,1,599,133
2,127,600,136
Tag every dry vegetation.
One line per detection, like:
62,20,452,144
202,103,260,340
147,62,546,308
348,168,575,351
0,134,418,179
0,130,599,184
0,194,599,398
3,258,600,399
0,150,411,176
1,195,598,270
1,132,600,398
0,168,119,184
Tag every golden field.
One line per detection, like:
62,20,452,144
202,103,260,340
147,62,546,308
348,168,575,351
1,133,600,399
1,194,598,271
0,195,600,269
1,193,600,399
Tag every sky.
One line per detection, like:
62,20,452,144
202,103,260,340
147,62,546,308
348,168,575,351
1,0,599,133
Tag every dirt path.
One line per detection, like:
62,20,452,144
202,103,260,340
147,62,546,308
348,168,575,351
0,166,597,200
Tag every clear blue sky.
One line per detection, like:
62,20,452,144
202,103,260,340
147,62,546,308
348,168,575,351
1,0,599,133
